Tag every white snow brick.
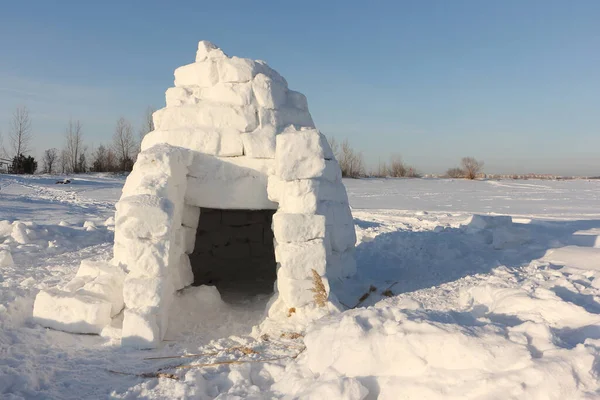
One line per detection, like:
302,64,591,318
174,61,219,87
0,220,12,237
142,129,220,155
328,249,357,279
195,40,221,62
121,309,162,349
122,171,183,202
186,175,276,210
322,160,343,182
76,260,125,282
256,60,288,87
153,105,258,133
0,250,14,267
123,276,173,310
182,205,201,229
172,253,194,290
287,90,309,111
279,180,348,214
272,213,326,243
259,108,315,130
187,153,274,179
77,274,124,317
197,82,254,106
277,273,330,308
242,125,277,159
329,224,357,253
275,239,328,279
267,175,284,203
33,289,112,334
252,73,287,109
115,195,174,240
217,56,259,83
218,129,245,157
135,143,193,177
276,130,326,180
182,225,196,253
165,87,194,107
113,238,171,277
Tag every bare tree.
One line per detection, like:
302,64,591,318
388,155,407,177
461,157,484,180
60,149,69,173
9,106,33,157
43,148,58,174
339,139,365,178
139,106,156,146
446,167,464,178
65,119,84,173
0,131,7,159
112,117,137,171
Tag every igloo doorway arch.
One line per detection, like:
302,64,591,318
32,41,357,349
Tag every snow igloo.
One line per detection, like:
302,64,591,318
32,41,356,348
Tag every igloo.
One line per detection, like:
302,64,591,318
32,41,356,348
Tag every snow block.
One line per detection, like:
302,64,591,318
174,61,219,87
272,213,326,243
182,225,196,253
123,275,174,310
217,56,259,83
165,87,195,107
195,40,221,62
275,239,328,280
122,171,183,202
134,143,193,177
277,272,330,308
198,81,254,106
33,289,112,334
186,175,277,210
113,238,171,277
259,108,315,130
172,253,194,290
77,274,124,317
252,73,287,109
115,195,174,240
276,130,326,180
242,125,277,159
121,309,162,349
286,90,309,111
182,205,201,229
153,105,258,133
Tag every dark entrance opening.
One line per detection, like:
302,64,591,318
190,208,277,300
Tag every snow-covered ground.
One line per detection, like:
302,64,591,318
2,175,600,399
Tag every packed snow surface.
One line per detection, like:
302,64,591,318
2,175,600,399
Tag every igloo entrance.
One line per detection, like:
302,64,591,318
190,208,276,298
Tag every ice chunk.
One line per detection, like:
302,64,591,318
32,289,112,334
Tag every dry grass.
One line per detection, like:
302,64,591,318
310,269,327,307
287,307,296,317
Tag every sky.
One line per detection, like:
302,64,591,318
0,0,599,176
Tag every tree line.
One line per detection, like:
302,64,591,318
0,105,155,175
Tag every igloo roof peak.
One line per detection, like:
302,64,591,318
196,40,227,61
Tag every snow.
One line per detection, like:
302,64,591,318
3,175,600,398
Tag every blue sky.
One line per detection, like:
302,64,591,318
1,0,599,175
